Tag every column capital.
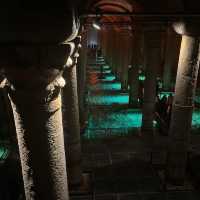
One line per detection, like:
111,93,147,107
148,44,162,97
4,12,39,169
173,19,200,36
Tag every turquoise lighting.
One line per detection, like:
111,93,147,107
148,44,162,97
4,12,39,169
91,70,112,74
83,109,142,139
104,69,112,73
88,109,142,129
192,109,200,128
102,75,115,82
89,82,121,91
0,146,9,160
103,65,110,70
194,96,200,104
88,94,129,105
139,75,146,81
159,92,173,99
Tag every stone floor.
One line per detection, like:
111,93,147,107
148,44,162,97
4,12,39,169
71,58,200,199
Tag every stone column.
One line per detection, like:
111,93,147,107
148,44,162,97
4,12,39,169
167,22,200,184
119,29,131,91
163,26,181,91
121,30,131,91
111,30,118,75
62,37,82,186
0,7,79,199
77,29,88,126
5,44,71,200
129,28,142,107
141,27,162,134
114,31,121,80
113,31,119,79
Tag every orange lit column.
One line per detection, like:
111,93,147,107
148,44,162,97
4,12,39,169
62,37,82,186
167,22,200,184
141,27,162,134
163,26,181,91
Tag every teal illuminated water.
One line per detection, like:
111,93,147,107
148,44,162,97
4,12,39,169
89,82,121,91
85,61,200,139
88,109,142,129
0,146,9,160
102,74,116,82
88,94,129,105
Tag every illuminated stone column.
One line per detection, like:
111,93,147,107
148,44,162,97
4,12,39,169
141,27,162,134
163,26,181,91
167,22,200,184
63,37,82,186
129,28,142,107
0,5,79,198
5,45,72,200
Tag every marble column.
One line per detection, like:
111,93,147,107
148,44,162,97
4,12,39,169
167,21,200,184
62,37,82,186
141,27,162,134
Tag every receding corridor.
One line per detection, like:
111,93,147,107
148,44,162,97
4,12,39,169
1,1,200,200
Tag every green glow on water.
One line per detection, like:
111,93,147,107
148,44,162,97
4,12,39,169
159,92,173,99
194,96,200,104
102,74,115,82
104,69,112,73
0,146,9,160
192,109,200,128
89,82,121,91
88,109,142,129
88,94,129,105
83,109,142,139
103,65,110,70
138,75,145,81
91,70,112,74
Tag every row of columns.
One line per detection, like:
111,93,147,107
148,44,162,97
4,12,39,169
99,21,200,184
1,12,200,200
0,12,90,199
100,27,132,91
